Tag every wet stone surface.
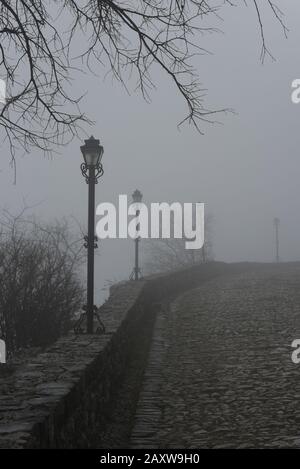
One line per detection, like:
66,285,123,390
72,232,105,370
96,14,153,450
131,265,300,448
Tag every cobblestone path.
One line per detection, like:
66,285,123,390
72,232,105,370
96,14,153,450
131,265,300,448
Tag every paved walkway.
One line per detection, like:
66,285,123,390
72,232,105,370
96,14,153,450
131,265,300,448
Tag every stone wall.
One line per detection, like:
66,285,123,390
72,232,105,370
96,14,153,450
0,261,264,448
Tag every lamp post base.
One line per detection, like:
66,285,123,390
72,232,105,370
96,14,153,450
73,306,105,335
129,267,142,281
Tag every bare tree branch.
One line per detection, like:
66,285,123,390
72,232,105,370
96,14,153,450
0,1,287,162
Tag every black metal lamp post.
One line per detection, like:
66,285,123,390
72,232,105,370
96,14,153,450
131,189,143,281
80,136,104,334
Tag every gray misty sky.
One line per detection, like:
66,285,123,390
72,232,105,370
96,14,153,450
1,1,300,303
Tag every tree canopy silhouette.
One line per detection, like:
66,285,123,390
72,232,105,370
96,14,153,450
0,1,286,158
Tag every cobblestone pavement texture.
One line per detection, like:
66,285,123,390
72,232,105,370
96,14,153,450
131,265,300,448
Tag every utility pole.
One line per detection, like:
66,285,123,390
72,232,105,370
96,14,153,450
273,217,280,263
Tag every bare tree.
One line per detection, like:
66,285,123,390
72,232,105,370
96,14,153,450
0,210,84,354
144,212,214,274
0,1,286,162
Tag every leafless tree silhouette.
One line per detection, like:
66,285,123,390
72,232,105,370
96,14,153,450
0,1,287,161
0,210,84,353
144,212,214,274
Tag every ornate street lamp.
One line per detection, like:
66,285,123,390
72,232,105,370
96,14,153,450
131,189,143,281
80,136,104,334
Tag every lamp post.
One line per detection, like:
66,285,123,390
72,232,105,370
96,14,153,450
273,217,280,263
80,136,104,334
131,189,143,281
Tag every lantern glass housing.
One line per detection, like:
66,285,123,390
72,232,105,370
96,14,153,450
132,189,143,203
80,136,104,167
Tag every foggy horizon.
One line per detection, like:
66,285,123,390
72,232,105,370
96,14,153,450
1,1,299,302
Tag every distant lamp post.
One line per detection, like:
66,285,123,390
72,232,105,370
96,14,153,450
131,189,143,281
80,136,104,334
132,189,143,204
273,217,280,263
